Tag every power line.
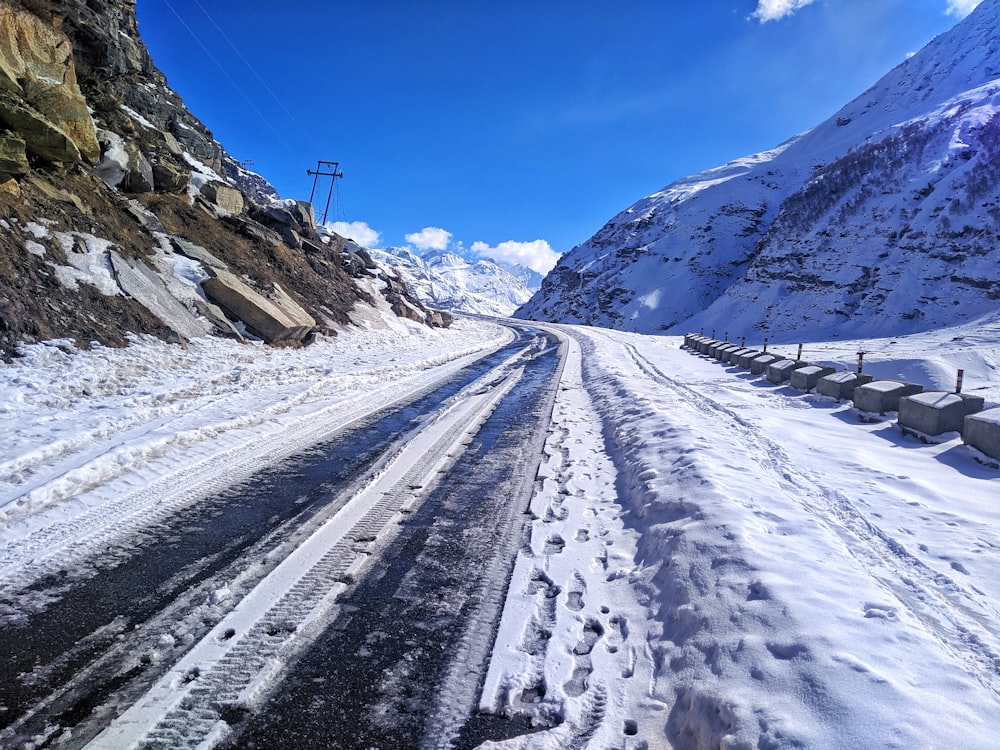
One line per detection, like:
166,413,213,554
189,0,317,149
157,0,299,155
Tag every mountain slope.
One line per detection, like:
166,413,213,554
371,247,537,316
0,0,442,360
517,0,1000,341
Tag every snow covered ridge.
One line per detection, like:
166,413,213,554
371,246,540,317
518,0,1000,340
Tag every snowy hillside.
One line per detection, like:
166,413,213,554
518,0,1000,342
371,247,538,317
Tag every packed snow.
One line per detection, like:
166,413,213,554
2,314,999,748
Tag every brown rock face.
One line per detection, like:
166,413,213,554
0,0,444,359
0,131,29,175
0,0,100,164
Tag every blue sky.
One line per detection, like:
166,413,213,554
136,0,979,272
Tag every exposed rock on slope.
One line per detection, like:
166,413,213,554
518,0,1000,342
0,0,445,360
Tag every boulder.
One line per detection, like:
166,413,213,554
170,236,228,270
201,269,315,344
191,298,243,340
200,181,245,214
152,160,189,193
899,391,985,437
0,93,82,164
26,174,86,213
0,176,19,196
289,200,316,229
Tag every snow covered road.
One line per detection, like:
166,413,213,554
480,322,1000,749
2,315,999,749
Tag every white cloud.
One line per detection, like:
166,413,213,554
945,0,982,17
327,220,380,248
471,239,561,275
404,226,452,251
751,0,816,22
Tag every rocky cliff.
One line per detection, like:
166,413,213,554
517,0,1000,342
0,0,445,360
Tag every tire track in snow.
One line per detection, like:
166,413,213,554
421,334,567,750
87,358,527,750
0,345,505,596
612,334,1000,700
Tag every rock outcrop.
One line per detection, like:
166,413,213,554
0,0,448,359
0,0,100,170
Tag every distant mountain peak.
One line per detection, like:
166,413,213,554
373,247,536,317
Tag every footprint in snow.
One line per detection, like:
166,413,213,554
863,602,898,620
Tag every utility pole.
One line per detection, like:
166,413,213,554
306,160,344,225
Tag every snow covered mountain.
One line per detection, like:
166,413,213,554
518,0,1000,342
371,247,538,317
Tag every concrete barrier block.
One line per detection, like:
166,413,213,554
750,354,784,376
790,365,837,392
815,371,872,400
964,408,1000,460
899,392,986,437
722,347,749,364
736,350,762,369
715,344,740,361
707,341,726,358
854,380,924,415
697,338,717,354
765,359,810,384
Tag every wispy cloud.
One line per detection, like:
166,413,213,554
471,239,561,275
328,220,380,248
405,226,453,251
751,0,817,22
945,0,983,18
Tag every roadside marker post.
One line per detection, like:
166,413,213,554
957,369,965,394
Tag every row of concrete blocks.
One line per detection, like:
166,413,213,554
683,334,1000,461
